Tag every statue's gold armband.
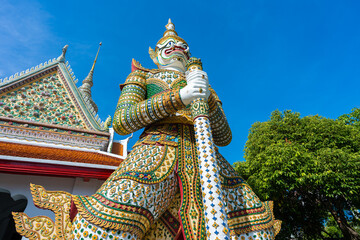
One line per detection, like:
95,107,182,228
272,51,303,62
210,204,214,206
208,87,232,146
113,71,185,135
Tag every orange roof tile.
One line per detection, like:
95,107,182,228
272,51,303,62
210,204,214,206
0,141,123,167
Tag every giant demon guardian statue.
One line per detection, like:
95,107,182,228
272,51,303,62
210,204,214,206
13,19,281,240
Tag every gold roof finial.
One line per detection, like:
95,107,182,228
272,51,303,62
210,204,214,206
57,45,69,62
79,42,102,113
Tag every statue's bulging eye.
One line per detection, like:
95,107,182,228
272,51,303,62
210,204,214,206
166,41,174,48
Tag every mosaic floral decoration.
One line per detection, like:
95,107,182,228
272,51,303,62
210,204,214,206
0,72,86,128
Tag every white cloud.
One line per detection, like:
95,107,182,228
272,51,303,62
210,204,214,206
0,0,54,78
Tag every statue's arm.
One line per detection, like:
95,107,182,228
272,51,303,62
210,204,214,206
207,87,232,146
113,70,185,135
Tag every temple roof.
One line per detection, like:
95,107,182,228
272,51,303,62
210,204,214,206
0,45,126,179
0,45,106,133
0,45,112,150
0,137,123,167
0,135,128,180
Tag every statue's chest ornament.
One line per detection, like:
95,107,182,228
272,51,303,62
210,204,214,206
147,71,187,91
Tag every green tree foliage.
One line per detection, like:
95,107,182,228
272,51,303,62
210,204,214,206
235,110,360,239
338,107,360,128
323,214,345,238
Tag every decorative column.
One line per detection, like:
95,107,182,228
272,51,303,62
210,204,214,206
187,57,230,240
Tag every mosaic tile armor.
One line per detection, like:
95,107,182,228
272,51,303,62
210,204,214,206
72,66,281,239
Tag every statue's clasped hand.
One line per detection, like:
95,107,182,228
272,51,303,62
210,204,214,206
180,70,210,106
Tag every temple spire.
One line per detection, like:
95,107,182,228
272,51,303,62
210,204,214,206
90,42,102,73
79,42,102,113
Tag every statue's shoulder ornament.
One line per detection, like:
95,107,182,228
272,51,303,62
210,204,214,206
120,59,150,90
131,59,161,75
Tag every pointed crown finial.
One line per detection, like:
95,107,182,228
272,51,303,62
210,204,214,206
163,18,177,37
155,19,187,47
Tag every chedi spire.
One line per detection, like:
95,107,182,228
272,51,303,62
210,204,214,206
79,42,102,113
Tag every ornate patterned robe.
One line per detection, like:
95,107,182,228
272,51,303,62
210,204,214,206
73,65,281,239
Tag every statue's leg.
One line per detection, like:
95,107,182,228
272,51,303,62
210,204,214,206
230,228,275,240
73,213,137,240
214,150,281,239
73,170,179,239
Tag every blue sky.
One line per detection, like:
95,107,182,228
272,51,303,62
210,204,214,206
1,0,360,164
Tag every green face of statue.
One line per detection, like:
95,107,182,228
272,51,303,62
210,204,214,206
155,37,190,71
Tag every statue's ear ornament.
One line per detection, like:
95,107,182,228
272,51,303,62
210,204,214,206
149,47,156,59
